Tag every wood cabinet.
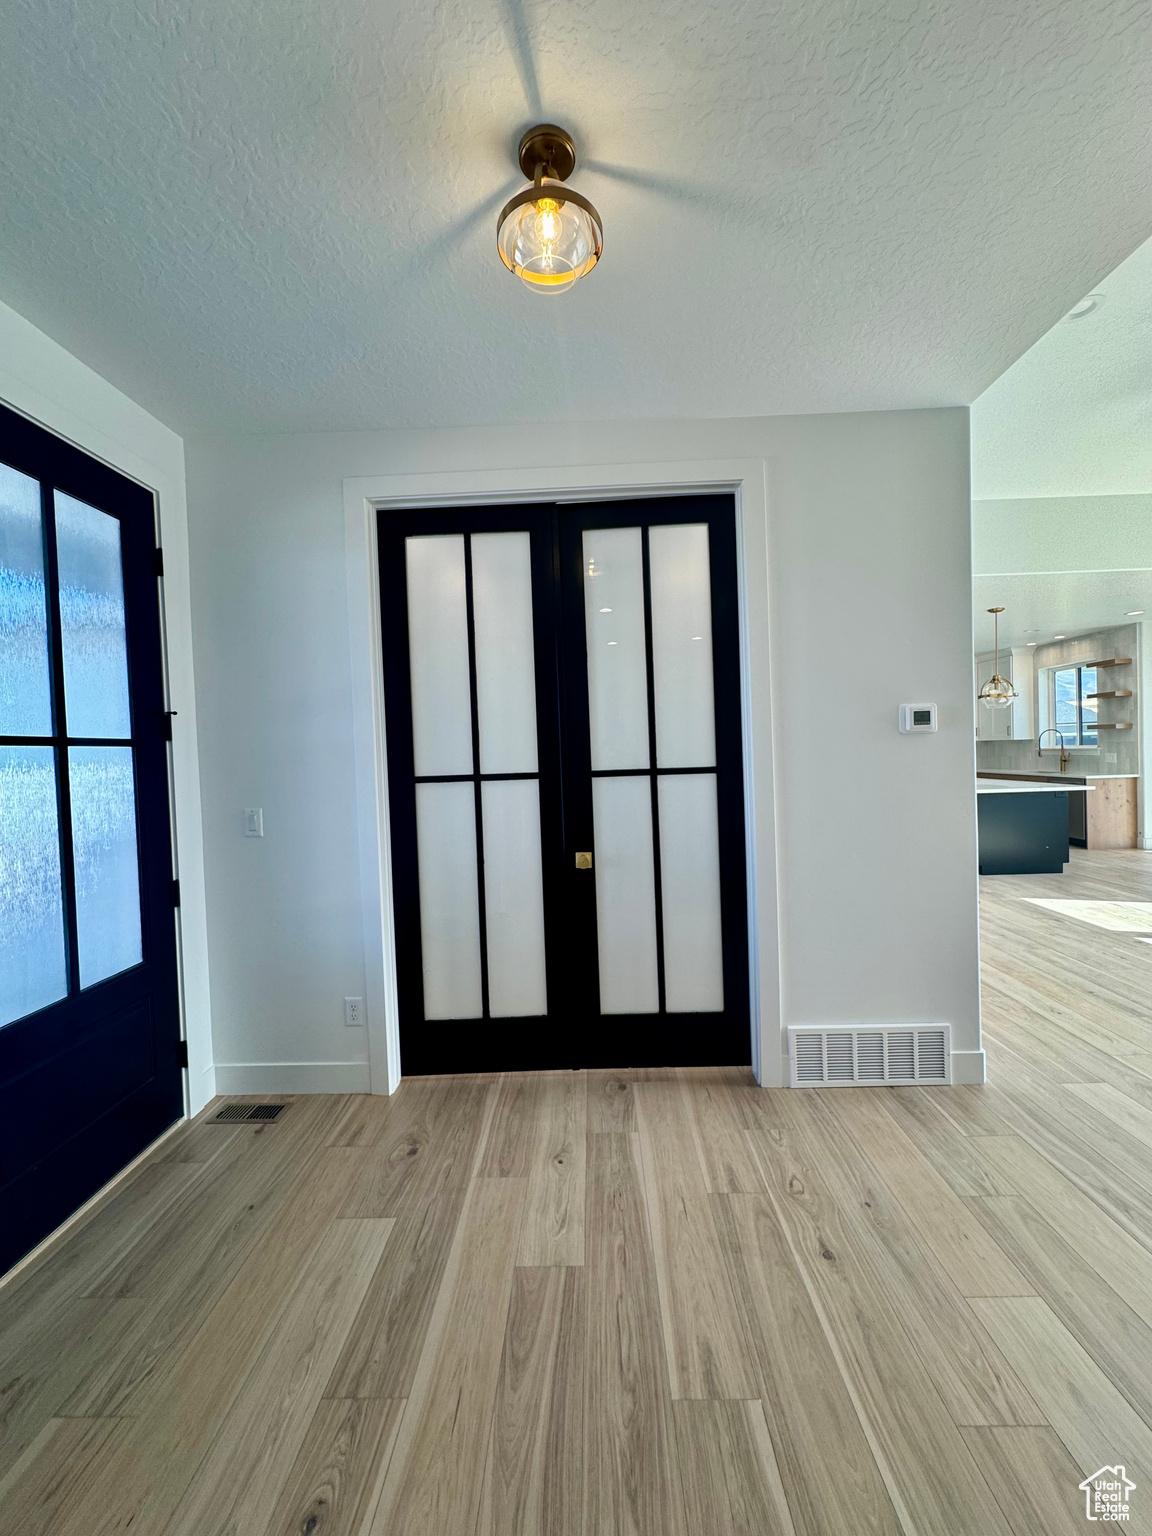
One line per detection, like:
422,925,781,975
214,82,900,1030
1085,777,1138,849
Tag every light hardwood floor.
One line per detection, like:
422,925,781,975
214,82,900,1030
1,847,1151,1534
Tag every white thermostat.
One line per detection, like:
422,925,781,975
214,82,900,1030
899,703,937,733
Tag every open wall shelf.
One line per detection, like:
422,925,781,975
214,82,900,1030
1086,689,1132,699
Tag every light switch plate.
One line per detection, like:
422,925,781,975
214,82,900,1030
243,807,264,837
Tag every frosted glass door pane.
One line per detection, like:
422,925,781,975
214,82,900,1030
482,779,547,1016
415,781,482,1019
472,532,538,773
406,535,473,776
658,774,724,1012
592,775,658,1013
55,493,131,739
0,748,68,1026
69,746,143,988
1,464,53,736
649,523,716,768
583,527,649,770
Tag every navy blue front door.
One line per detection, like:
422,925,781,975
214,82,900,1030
0,400,183,1274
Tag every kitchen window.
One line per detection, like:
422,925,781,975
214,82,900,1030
1052,665,1097,747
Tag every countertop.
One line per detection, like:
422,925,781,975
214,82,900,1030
976,779,1095,794
979,771,1135,782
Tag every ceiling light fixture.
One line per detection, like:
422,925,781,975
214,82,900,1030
1066,294,1104,321
1126,610,1145,616
497,125,603,295
978,607,1017,710
1054,634,1066,640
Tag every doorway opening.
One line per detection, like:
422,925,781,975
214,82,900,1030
378,495,750,1074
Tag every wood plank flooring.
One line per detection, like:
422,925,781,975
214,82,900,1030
1,849,1151,1533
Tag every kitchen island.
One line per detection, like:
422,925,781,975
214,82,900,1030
976,771,1136,849
976,779,1093,876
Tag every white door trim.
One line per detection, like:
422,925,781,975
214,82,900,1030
343,456,783,1092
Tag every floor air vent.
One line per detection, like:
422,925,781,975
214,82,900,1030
213,1103,288,1123
788,1025,951,1087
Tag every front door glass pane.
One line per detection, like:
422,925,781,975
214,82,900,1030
482,779,547,1016
0,747,68,1026
649,523,716,768
0,464,53,736
658,773,724,1012
583,527,649,770
472,532,538,774
406,535,473,776
69,746,143,987
591,774,659,1014
415,780,482,1019
55,494,132,739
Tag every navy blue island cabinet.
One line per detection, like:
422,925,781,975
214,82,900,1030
977,784,1071,875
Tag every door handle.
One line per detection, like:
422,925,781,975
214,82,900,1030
575,851,592,869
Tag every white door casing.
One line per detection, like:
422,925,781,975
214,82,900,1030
343,457,781,1092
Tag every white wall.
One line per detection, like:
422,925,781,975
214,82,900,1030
186,407,982,1087
0,299,214,1111
1139,622,1152,851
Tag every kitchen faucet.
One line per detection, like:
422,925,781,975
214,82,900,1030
1038,728,1070,773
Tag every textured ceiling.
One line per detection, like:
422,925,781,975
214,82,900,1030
0,0,1148,437
972,238,1152,499
973,571,1152,651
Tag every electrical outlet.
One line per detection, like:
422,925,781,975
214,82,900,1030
244,807,264,837
344,996,364,1028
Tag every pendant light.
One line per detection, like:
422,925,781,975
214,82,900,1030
979,607,1017,709
497,126,603,294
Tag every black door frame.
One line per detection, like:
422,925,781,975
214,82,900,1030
378,493,749,1074
0,399,184,1274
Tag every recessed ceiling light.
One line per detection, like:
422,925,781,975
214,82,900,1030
1126,610,1144,616
1066,294,1105,321
497,125,603,294
1027,641,1037,646
1023,628,1040,634
1054,634,1066,639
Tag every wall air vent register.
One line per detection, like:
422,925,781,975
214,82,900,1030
789,1024,951,1086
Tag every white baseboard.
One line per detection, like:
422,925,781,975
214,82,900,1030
950,1048,986,1085
213,1061,372,1096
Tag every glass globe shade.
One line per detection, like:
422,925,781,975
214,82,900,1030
497,182,602,293
979,674,1017,709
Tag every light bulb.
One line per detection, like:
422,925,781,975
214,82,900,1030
535,198,562,246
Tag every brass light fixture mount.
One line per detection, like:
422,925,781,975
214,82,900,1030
517,124,577,182
497,124,603,293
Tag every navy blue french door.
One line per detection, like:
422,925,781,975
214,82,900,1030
379,494,749,1074
0,400,183,1275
